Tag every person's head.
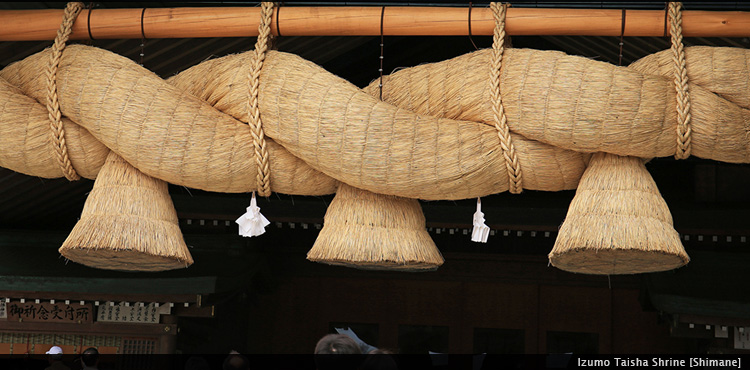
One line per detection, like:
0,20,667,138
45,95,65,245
46,346,63,362
81,347,99,367
314,334,362,355
222,353,250,370
314,334,364,370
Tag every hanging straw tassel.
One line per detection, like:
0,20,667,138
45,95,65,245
307,183,444,271
548,152,689,275
59,151,193,271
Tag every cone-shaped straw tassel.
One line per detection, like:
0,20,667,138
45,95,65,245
548,152,689,274
307,183,444,271
60,151,193,271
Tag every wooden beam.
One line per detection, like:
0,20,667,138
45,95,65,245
0,7,749,41
0,320,177,336
0,290,200,304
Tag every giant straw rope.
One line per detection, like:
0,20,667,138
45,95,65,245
1,3,749,201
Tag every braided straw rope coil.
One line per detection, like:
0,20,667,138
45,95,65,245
0,11,747,273
1,45,337,196
365,47,750,164
2,45,750,198
631,46,750,110
0,76,108,179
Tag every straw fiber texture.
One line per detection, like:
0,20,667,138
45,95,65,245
548,152,689,275
1,35,746,274
0,75,108,179
307,183,443,271
59,151,194,271
1,45,336,196
171,50,512,200
45,1,84,181
366,47,750,164
361,58,591,193
2,45,750,199
631,46,750,110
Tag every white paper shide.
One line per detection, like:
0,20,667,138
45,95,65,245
471,197,490,243
236,192,271,237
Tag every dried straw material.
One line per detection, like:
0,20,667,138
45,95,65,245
173,48,586,199
307,183,443,271
548,152,689,275
172,49,514,200
60,151,194,271
366,47,750,164
489,2,523,194
45,1,83,181
247,1,275,197
668,2,693,160
1,45,336,195
630,46,750,110
0,76,107,179
2,43,750,199
362,60,590,194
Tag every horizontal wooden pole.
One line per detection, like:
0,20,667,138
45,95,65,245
0,6,749,41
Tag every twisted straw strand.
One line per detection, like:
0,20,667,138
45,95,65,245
490,2,523,194
46,2,83,181
669,2,693,160
248,2,275,196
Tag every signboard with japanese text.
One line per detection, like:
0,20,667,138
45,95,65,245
96,302,170,324
5,302,93,324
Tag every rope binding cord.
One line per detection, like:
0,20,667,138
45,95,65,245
489,2,523,194
139,7,147,66
669,1,693,160
248,1,275,197
468,2,479,51
619,9,626,66
236,1,276,238
47,1,84,181
275,1,282,37
379,6,385,101
86,2,96,41
472,2,519,244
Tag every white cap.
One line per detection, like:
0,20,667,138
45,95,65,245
46,346,63,355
